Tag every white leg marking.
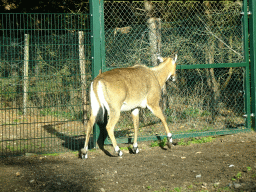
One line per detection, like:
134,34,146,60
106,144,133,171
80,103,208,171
115,146,120,152
157,55,164,63
167,133,172,143
115,146,123,156
132,108,139,116
133,142,139,154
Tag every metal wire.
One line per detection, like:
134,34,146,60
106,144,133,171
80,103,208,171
103,1,247,140
0,13,91,156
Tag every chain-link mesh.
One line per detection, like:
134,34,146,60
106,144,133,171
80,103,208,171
103,1,246,139
0,1,248,155
0,13,91,156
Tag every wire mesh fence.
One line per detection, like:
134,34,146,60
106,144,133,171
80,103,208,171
103,1,247,141
0,13,92,156
0,1,251,156
104,1,243,67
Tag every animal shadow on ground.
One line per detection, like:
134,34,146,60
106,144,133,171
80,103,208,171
43,113,114,157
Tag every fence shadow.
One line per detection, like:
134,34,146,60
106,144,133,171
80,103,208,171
43,123,87,151
42,114,114,157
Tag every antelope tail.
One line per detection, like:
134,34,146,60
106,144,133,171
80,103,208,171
90,81,108,124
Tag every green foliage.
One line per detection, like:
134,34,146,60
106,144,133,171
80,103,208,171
40,108,75,120
247,166,252,171
201,110,211,117
120,147,129,151
177,137,215,146
173,187,182,192
147,186,152,190
151,137,167,148
181,107,200,119
42,153,59,156
232,172,242,181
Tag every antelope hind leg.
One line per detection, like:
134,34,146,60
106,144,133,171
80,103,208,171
106,111,123,157
80,115,95,159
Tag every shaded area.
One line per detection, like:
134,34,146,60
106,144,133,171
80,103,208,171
0,132,256,192
0,155,96,192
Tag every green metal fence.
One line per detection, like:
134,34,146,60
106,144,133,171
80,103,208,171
0,0,255,156
100,0,252,145
0,13,92,156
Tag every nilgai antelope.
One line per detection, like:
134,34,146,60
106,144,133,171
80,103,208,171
81,54,177,159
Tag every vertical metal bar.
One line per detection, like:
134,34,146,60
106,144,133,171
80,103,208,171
90,0,104,149
249,0,256,130
243,0,251,129
100,0,106,73
99,0,109,146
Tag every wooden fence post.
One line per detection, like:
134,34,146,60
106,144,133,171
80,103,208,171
79,31,87,124
148,17,158,66
23,34,29,115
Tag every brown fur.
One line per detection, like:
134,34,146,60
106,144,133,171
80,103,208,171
81,55,177,158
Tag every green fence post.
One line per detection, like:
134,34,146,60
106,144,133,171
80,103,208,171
90,0,105,148
249,0,256,130
243,0,251,130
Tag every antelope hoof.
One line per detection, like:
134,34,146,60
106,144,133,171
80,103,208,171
133,146,139,154
167,137,172,149
81,153,88,159
115,146,123,157
80,148,88,159
118,150,123,157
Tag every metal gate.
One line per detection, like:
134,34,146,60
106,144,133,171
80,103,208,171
95,0,254,145
0,0,255,156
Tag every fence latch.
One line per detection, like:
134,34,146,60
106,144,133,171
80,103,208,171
243,113,255,118
240,11,252,16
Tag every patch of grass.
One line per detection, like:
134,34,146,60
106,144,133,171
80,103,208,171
150,137,167,148
217,186,232,192
177,137,215,146
201,110,211,117
187,184,193,189
173,187,182,192
120,147,129,151
40,108,75,120
153,187,168,192
232,172,242,181
151,140,159,147
247,166,252,171
181,107,200,119
177,139,187,146
42,153,59,156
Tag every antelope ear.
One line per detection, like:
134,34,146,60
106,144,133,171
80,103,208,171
174,54,177,63
157,54,164,63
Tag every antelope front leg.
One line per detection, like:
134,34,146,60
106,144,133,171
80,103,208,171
131,108,139,154
167,133,172,149
147,103,173,149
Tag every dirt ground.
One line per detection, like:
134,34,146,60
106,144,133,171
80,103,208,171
0,132,255,192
